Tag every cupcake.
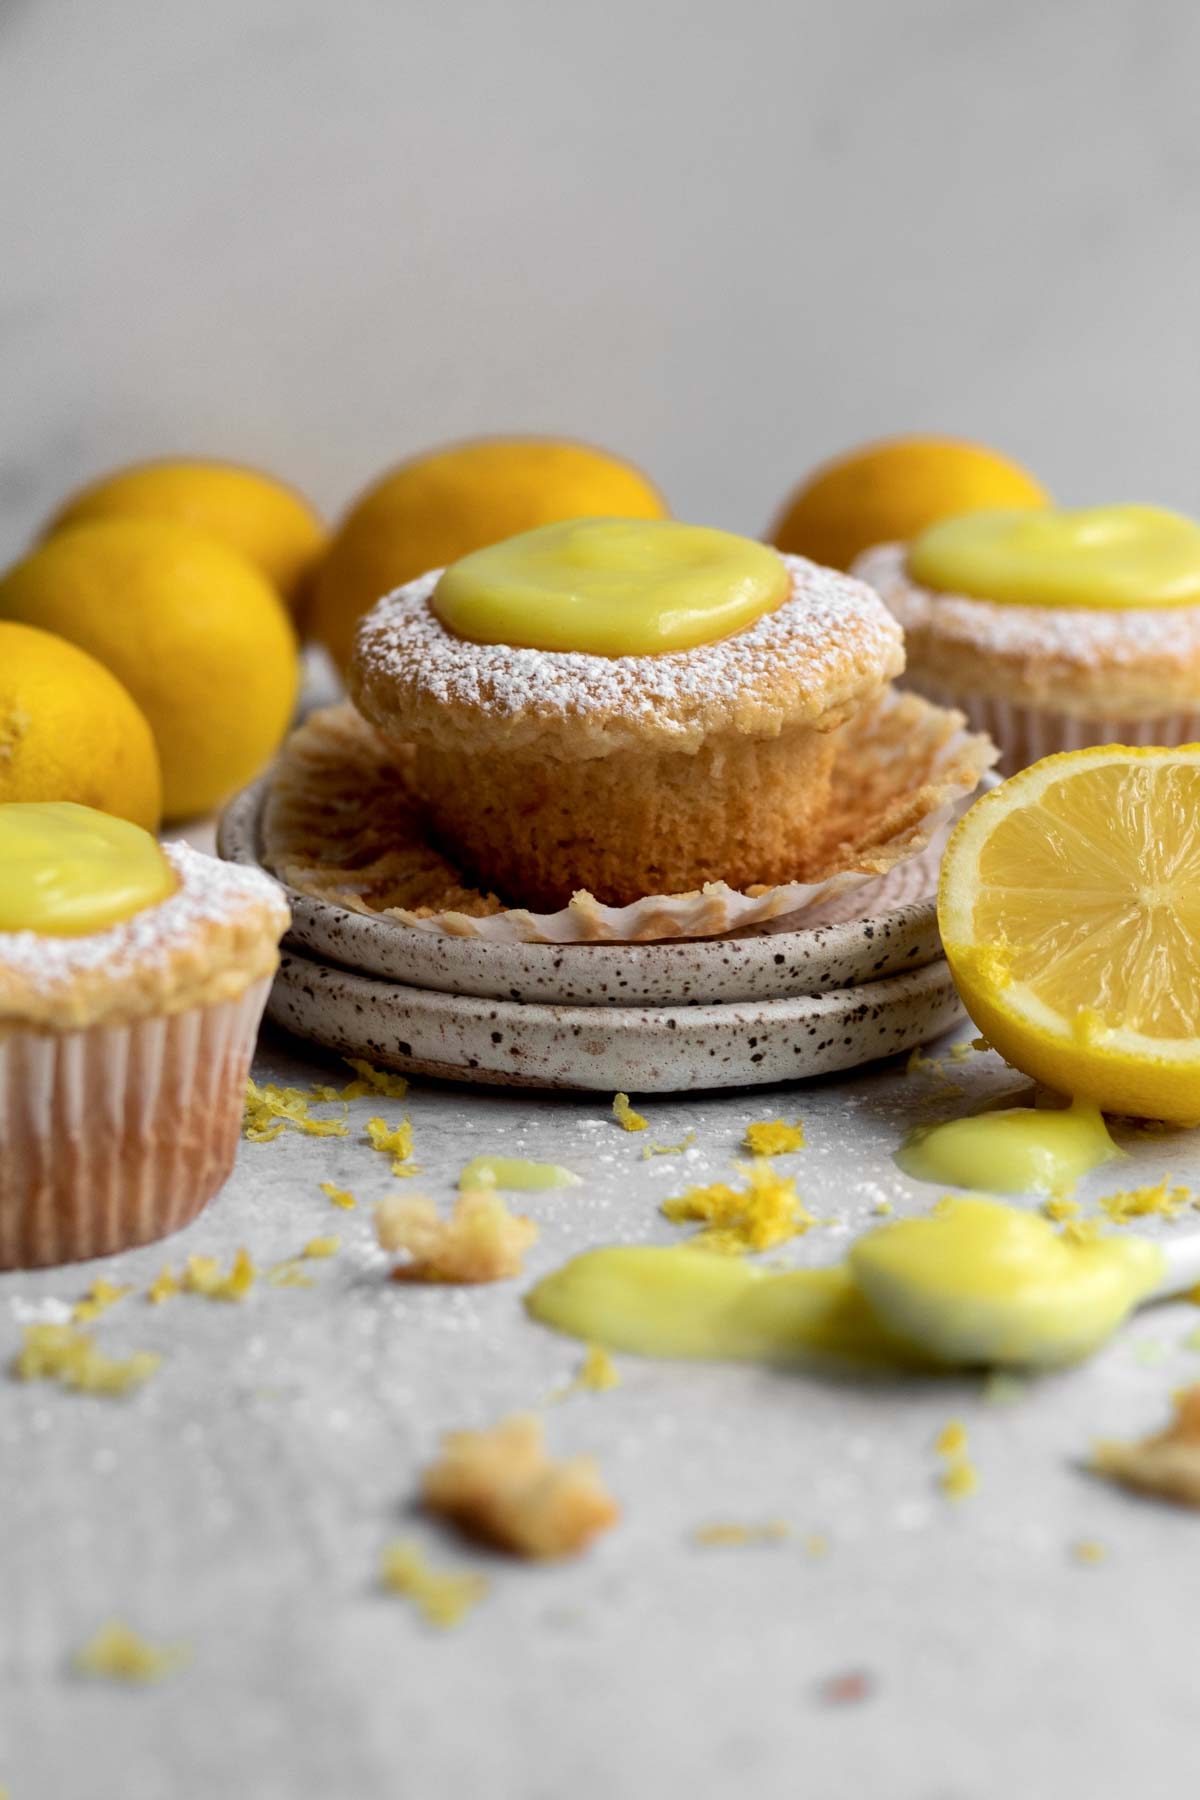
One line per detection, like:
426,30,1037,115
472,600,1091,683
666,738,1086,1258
0,802,288,1269
350,518,904,909
854,505,1200,774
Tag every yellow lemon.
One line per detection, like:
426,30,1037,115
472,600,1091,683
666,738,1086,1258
939,747,1200,1123
0,621,161,830
44,459,326,614
310,437,668,673
0,520,298,820
769,436,1049,571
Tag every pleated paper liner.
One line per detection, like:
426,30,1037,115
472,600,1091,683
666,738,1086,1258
260,694,996,946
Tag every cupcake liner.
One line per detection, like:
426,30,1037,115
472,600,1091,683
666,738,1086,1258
255,693,996,946
903,679,1200,776
0,977,271,1271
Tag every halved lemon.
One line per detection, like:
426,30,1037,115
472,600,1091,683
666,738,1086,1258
939,747,1200,1123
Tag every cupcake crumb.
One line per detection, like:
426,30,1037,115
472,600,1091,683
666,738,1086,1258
376,1190,537,1283
422,1413,618,1559
1092,1383,1200,1508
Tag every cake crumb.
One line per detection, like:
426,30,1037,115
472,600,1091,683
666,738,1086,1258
1098,1177,1192,1225
422,1413,618,1559
743,1119,805,1156
15,1325,159,1396
376,1189,537,1283
379,1540,487,1629
662,1158,814,1253
641,1131,697,1159
366,1114,418,1175
1092,1383,1200,1508
320,1180,357,1211
693,1520,791,1547
612,1092,648,1132
818,1668,876,1707
182,1248,256,1302
73,1620,187,1683
71,1278,132,1324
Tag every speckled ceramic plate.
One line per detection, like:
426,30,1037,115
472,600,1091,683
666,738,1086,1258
264,942,963,1092
219,780,994,1007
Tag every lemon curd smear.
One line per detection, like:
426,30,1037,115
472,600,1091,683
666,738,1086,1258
526,1197,1164,1373
431,518,791,656
909,504,1200,609
0,801,175,935
897,1099,1119,1197
458,1155,581,1192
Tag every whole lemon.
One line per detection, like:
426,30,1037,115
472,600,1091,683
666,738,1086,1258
310,437,667,673
769,436,1049,571
0,620,161,829
43,459,326,614
0,520,298,820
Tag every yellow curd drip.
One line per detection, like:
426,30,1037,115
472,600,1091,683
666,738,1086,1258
432,517,791,656
525,1244,912,1368
897,1099,1119,1197
458,1154,582,1192
908,504,1200,609
849,1197,1163,1368
0,801,175,935
527,1197,1164,1372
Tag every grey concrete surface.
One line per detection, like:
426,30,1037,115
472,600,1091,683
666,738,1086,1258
3,1023,1200,1800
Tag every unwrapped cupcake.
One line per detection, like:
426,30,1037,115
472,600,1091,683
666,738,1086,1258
854,504,1200,774
349,518,906,909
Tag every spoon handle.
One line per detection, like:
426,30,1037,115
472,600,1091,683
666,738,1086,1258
1149,1232,1200,1301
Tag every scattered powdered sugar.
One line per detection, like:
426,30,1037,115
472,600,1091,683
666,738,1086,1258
854,543,1200,669
0,842,288,1000
353,556,903,730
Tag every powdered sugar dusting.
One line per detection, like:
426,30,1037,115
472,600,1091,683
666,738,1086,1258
855,542,1200,669
0,842,287,1006
353,556,903,737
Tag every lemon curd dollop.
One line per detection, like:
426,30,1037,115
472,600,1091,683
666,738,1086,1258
908,504,1200,609
0,801,176,935
431,517,792,656
896,1099,1119,1197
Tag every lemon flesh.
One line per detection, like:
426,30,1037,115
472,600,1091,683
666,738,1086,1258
939,748,1200,1122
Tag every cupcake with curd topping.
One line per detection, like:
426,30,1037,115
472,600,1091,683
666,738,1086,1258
855,504,1200,774
0,802,288,1268
349,518,905,909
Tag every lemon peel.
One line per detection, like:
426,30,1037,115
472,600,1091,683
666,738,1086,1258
182,1248,256,1302
641,1131,698,1159
365,1114,417,1176
320,1181,357,1211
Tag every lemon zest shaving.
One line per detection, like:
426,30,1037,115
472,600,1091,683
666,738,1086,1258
939,1460,979,1500
693,1520,791,1547
743,1119,805,1156
344,1056,409,1099
662,1157,815,1254
1042,1196,1081,1222
302,1235,340,1259
641,1131,697,1159
147,1267,181,1306
1098,1176,1193,1225
612,1092,648,1132
182,1248,257,1302
71,1278,132,1324
1072,1539,1106,1565
366,1114,416,1175
14,1325,160,1396
380,1541,488,1629
242,1078,351,1142
73,1620,188,1683
320,1180,357,1211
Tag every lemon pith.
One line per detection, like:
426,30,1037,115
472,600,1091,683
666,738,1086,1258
939,747,1200,1122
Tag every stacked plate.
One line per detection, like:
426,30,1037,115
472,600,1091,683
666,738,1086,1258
217,782,967,1093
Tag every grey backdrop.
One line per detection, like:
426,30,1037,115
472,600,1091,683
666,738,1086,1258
2,0,1195,559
